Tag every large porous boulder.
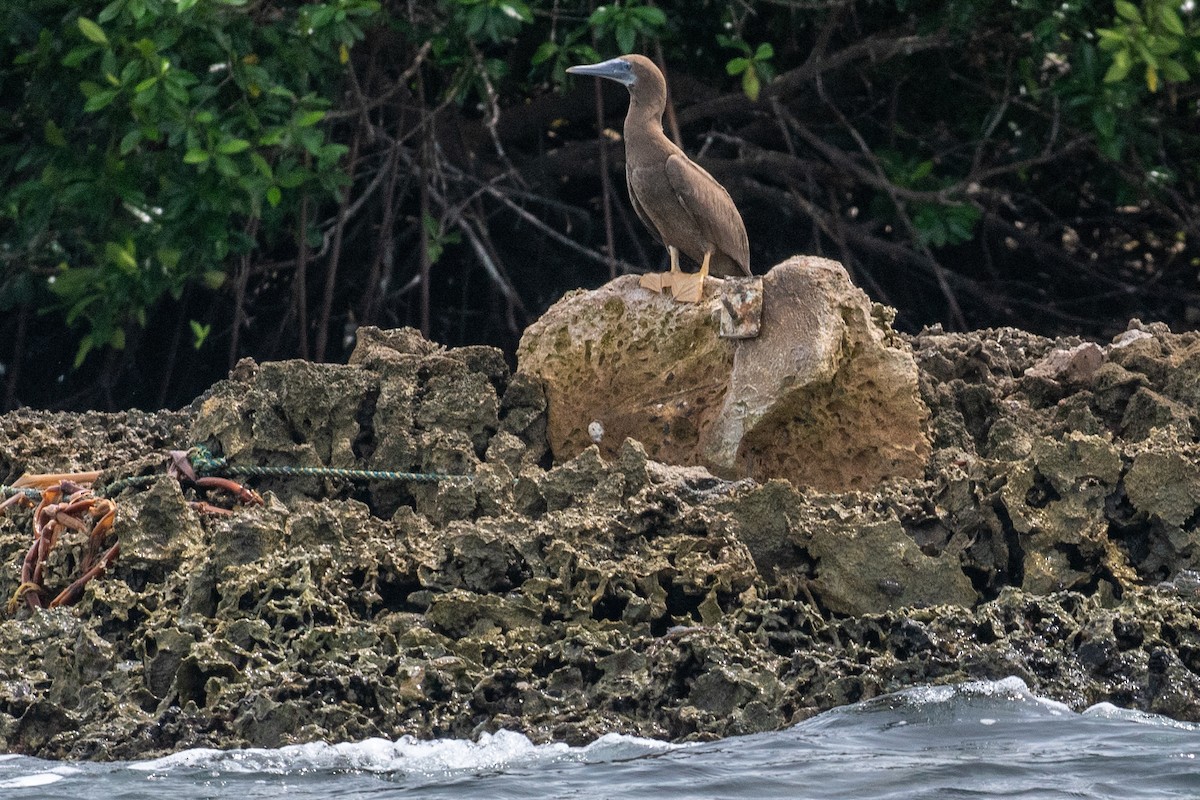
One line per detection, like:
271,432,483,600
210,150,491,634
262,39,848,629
517,256,930,491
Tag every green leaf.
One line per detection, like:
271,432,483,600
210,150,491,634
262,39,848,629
62,45,96,67
742,65,760,101
588,6,608,26
1149,37,1181,56
83,88,120,112
726,57,749,76
616,23,636,54
249,152,273,178
98,0,124,23
43,119,67,147
1133,37,1156,66
1162,58,1190,82
754,42,774,60
64,294,98,326
102,49,117,81
183,148,210,163
119,128,142,154
157,248,182,269
74,337,96,369
77,17,109,46
217,138,251,154
214,154,240,177
294,110,326,127
297,127,324,154
910,160,934,181
134,76,158,92
133,38,155,59
1104,49,1132,82
1091,106,1116,139
266,185,282,207
277,168,308,188
465,5,487,37
177,0,200,11
531,41,558,65
1099,134,1123,160
119,60,140,86
1095,28,1125,49
163,77,190,103
105,241,138,273
1159,4,1185,35
189,320,211,349
259,128,286,147
1114,0,1141,23
633,6,666,27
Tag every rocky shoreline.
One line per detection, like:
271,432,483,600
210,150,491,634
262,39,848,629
0,307,1198,760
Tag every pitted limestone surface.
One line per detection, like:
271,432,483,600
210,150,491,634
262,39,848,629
0,319,1197,759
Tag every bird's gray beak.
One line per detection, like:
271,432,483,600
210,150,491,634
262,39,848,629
566,57,635,86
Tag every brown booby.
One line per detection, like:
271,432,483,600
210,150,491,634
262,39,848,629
567,55,751,302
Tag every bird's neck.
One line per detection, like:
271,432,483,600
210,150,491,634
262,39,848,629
623,95,671,148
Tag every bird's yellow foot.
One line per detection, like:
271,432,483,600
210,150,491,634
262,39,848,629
670,273,705,303
639,272,677,294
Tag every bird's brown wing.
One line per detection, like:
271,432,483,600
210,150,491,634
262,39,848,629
664,154,750,275
625,165,663,245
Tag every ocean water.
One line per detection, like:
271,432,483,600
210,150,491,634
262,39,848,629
2,677,1197,799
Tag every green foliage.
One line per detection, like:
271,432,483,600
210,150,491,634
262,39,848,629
588,1,666,54
531,30,600,85
458,0,533,43
873,153,981,248
420,0,536,104
189,319,211,349
4,0,1200,409
2,0,376,365
1010,0,1197,165
422,213,461,265
718,36,774,101
1097,0,1195,91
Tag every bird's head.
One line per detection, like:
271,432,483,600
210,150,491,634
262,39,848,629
566,54,660,88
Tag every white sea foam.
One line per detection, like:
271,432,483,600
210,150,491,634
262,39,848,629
0,772,64,788
892,675,1072,715
129,729,678,777
1082,701,1200,730
0,760,82,791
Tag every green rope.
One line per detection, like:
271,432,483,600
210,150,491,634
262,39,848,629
2,449,471,504
188,445,472,484
0,485,42,501
97,475,161,497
